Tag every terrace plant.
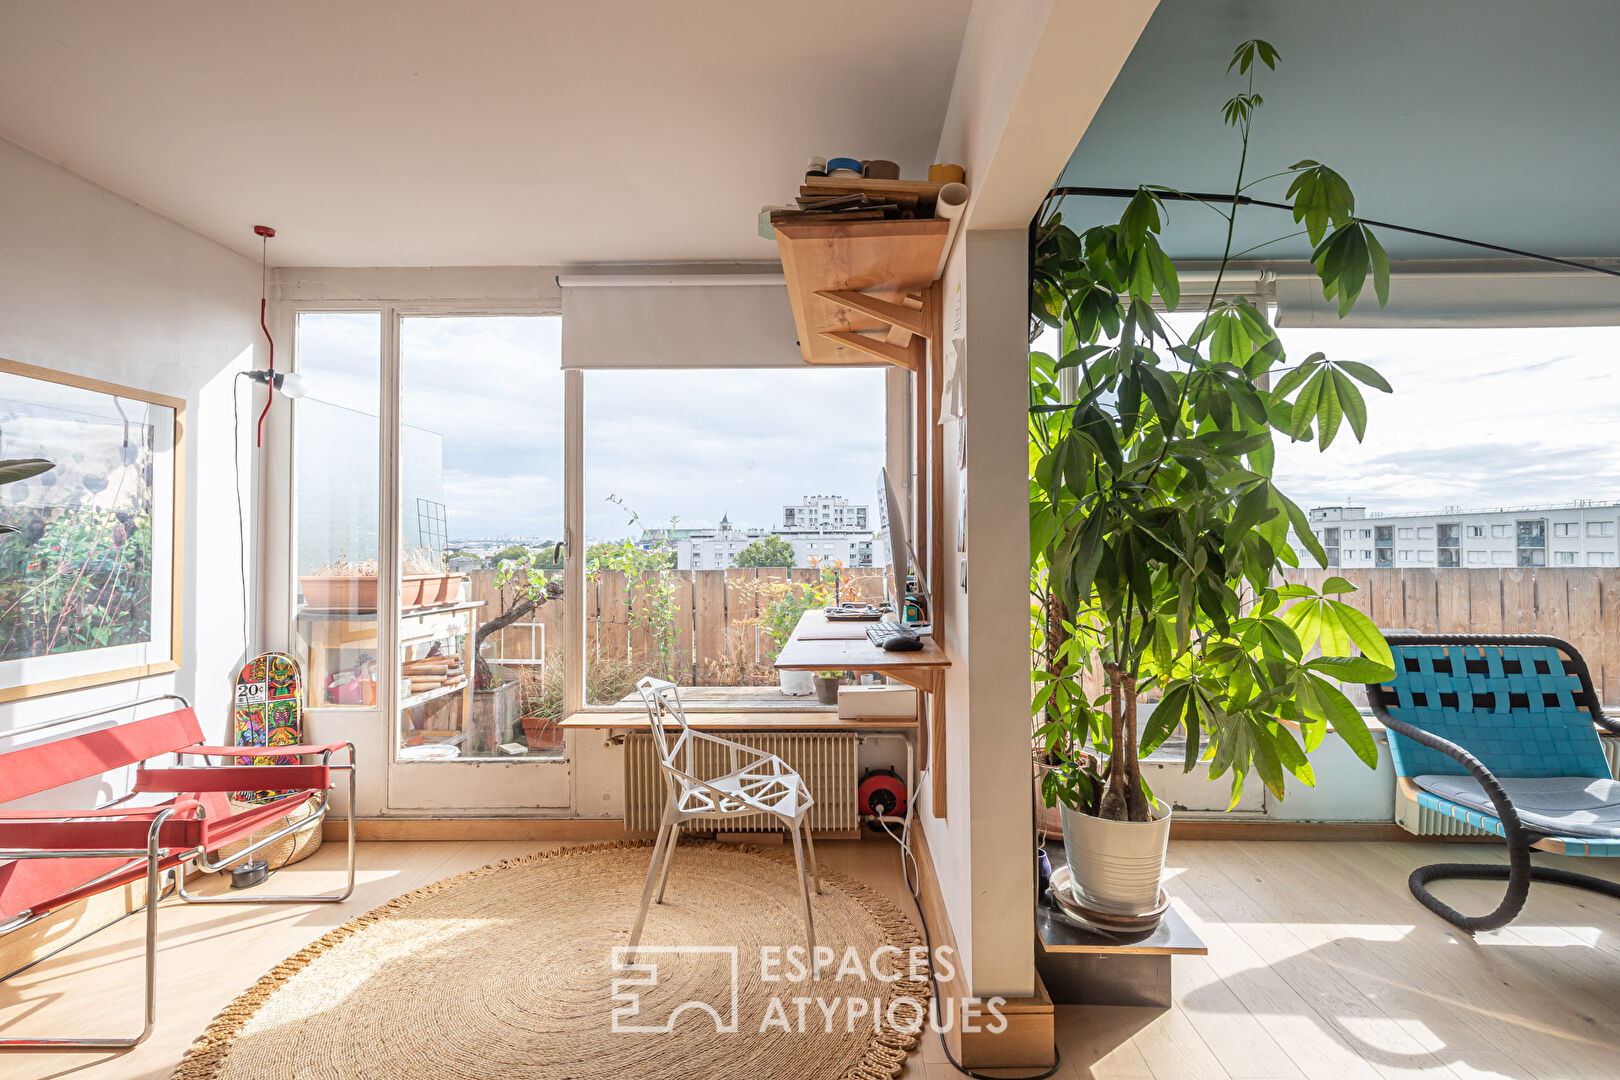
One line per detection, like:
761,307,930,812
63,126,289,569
1030,39,1398,858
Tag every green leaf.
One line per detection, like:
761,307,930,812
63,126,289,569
1331,602,1393,668
1365,225,1390,307
0,458,53,486
1315,369,1344,449
1335,360,1392,393
1306,655,1396,682
1308,675,1380,768
1332,369,1367,441
1320,575,1356,594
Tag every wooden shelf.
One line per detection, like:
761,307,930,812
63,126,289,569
773,217,949,369
400,679,469,710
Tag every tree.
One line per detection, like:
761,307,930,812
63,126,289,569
1031,39,1397,823
490,544,531,566
733,534,796,568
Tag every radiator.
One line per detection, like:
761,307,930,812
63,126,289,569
624,731,860,836
1394,736,1620,838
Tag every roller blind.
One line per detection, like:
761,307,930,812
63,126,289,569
559,275,806,369
1275,270,1620,328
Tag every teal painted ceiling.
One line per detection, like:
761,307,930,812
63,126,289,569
1058,0,1620,263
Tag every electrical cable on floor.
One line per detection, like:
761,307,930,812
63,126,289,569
873,815,1063,1080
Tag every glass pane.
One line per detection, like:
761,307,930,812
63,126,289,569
293,312,381,708
584,367,886,707
398,316,566,760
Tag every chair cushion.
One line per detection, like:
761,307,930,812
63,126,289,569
1414,774,1620,838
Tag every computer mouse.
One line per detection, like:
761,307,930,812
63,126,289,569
882,634,924,652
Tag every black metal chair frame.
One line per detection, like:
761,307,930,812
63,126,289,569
1365,633,1620,934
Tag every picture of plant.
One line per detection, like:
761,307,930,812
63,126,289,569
0,360,181,702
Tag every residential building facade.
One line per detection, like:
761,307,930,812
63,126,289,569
675,497,879,570
781,494,868,531
1298,502,1620,569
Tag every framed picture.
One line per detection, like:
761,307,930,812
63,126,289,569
0,358,185,703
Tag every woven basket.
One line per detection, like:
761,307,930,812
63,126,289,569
212,795,324,871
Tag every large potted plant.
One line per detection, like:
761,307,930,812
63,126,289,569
1031,40,1399,919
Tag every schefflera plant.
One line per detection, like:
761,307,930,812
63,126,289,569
1030,39,1399,822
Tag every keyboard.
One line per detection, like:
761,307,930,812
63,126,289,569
865,620,919,647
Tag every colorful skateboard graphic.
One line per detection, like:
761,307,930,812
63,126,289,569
232,652,305,803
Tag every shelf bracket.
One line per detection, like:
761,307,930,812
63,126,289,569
818,330,920,371
816,290,931,341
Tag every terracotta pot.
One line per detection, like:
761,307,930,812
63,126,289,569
521,715,564,752
401,574,434,608
1059,800,1172,917
813,675,841,706
299,575,379,611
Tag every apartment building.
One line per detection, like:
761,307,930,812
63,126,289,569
676,498,878,570
781,494,868,530
1301,502,1620,569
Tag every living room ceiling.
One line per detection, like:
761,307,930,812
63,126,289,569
1059,0,1620,263
0,1,973,266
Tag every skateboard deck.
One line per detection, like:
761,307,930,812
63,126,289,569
232,652,305,803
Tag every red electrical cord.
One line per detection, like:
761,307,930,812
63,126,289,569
254,226,275,447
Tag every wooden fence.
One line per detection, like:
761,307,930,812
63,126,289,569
465,566,886,685
1282,567,1620,703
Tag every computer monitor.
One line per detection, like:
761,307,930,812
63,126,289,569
878,467,924,614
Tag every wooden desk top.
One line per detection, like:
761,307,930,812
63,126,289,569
774,610,950,672
558,710,921,732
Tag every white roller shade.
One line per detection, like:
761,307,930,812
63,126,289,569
559,274,806,369
1275,269,1620,328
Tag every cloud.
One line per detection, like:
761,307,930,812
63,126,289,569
295,313,886,540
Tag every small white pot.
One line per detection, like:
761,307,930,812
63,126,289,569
778,669,814,696
1059,799,1173,916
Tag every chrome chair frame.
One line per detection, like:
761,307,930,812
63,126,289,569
625,678,823,974
0,696,357,1050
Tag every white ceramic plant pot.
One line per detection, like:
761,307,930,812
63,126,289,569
778,669,814,696
1059,800,1173,916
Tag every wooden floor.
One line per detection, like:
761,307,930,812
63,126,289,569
3,837,1619,1079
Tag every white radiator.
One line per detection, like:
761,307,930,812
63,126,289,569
624,731,860,836
1394,736,1620,837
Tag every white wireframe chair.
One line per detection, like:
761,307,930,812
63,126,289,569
626,677,822,973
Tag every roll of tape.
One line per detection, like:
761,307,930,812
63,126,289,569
928,163,966,184
826,157,863,176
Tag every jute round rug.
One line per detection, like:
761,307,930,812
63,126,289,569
174,841,931,1080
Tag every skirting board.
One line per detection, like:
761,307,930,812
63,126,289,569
911,828,1056,1069
323,817,652,842
320,818,866,843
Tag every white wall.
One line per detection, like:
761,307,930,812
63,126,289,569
0,137,262,803
923,0,1157,998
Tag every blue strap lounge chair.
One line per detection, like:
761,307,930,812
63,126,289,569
1364,634,1620,933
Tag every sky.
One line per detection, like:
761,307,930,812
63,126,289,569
294,313,886,542
1038,319,1620,516
298,313,1620,545
1267,326,1620,513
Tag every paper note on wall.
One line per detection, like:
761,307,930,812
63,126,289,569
940,336,965,420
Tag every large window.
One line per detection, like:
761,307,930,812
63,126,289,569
293,312,381,708
583,367,886,707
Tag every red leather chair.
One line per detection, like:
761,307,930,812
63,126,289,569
0,695,356,1050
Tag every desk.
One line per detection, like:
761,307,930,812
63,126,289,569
773,610,950,817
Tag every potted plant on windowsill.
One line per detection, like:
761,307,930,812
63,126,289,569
813,670,846,706
1031,40,1399,920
